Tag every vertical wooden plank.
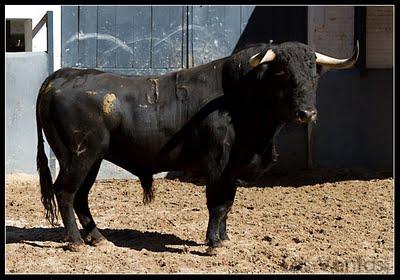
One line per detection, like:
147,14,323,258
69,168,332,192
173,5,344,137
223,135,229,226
152,6,184,68
97,6,116,68
192,6,241,66
61,6,78,67
222,7,241,54
182,5,188,69
187,5,194,67
192,5,209,66
132,6,151,69
78,6,98,68
115,6,134,68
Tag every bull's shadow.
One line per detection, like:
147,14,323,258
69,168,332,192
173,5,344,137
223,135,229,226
6,226,200,253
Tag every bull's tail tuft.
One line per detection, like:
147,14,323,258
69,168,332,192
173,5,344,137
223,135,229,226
140,175,154,204
36,82,58,226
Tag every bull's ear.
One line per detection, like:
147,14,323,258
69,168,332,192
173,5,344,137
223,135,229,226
316,64,329,76
249,51,265,67
249,49,276,67
316,64,324,75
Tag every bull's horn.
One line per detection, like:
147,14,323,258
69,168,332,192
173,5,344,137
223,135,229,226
249,49,276,67
315,40,359,69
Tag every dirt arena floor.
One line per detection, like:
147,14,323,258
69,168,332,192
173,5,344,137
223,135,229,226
6,169,393,274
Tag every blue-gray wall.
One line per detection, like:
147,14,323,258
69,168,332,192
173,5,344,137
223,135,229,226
6,52,50,174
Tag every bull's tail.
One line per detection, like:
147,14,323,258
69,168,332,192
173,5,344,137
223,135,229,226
139,175,154,204
36,80,58,226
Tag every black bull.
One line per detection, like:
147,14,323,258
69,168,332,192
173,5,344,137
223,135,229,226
36,41,358,251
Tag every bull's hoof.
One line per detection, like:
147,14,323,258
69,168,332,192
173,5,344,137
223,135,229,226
220,238,232,247
63,242,85,252
88,237,109,247
205,238,223,248
205,246,219,256
205,245,226,256
83,228,107,247
219,233,230,242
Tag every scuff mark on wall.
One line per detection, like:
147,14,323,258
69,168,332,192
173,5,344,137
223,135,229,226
66,32,134,55
66,24,218,54
152,27,185,49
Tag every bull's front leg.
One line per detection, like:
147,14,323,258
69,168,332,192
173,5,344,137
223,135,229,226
218,202,234,242
199,114,236,251
205,179,237,248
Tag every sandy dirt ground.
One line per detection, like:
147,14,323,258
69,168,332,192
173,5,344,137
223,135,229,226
5,169,393,274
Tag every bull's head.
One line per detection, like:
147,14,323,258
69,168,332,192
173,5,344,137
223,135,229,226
248,41,359,124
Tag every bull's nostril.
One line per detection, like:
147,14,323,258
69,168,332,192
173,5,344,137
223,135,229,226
296,110,308,120
296,110,317,123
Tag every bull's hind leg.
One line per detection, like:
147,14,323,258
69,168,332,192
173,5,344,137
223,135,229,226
54,157,98,251
73,159,107,246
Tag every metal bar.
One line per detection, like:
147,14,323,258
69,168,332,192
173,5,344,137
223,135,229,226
32,13,47,38
354,6,366,74
46,10,57,178
354,6,367,69
47,11,54,72
306,6,314,170
307,123,314,169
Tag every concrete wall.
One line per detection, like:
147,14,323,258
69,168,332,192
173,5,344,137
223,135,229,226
366,6,393,69
271,68,393,173
314,69,393,170
308,6,354,57
6,52,50,174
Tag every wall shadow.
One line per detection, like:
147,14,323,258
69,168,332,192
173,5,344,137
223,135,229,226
244,167,392,188
6,226,201,254
233,6,308,53
169,167,392,188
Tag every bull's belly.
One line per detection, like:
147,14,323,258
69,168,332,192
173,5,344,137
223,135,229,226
104,131,199,175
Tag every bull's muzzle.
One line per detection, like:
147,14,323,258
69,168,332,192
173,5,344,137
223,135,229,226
295,110,317,124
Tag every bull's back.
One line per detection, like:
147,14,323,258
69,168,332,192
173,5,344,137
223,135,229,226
39,67,225,172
